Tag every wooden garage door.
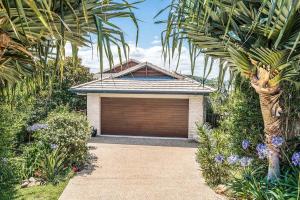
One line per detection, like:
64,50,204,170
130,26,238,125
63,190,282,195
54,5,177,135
101,98,188,137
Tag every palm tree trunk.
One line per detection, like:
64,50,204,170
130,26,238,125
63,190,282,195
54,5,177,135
258,92,282,180
0,31,11,55
251,68,283,180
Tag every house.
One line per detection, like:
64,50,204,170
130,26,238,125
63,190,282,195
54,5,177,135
70,59,214,139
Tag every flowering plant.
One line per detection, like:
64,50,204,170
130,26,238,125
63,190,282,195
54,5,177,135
215,154,225,164
36,109,91,166
291,152,300,167
26,123,48,132
196,123,231,186
256,143,268,159
239,157,253,167
242,140,250,150
227,155,239,165
271,136,284,148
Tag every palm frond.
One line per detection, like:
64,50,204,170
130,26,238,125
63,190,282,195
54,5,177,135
0,0,140,91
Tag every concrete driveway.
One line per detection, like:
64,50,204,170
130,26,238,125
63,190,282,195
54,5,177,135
59,136,225,200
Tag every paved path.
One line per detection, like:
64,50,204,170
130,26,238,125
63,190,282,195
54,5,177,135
60,136,225,200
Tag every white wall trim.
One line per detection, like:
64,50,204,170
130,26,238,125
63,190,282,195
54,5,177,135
88,93,201,99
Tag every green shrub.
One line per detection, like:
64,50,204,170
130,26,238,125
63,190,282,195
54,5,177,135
0,158,18,186
19,142,45,179
204,79,300,198
43,57,93,111
209,88,264,158
197,80,268,188
196,123,231,186
40,148,68,184
0,101,33,194
229,167,300,200
0,102,32,156
37,108,91,166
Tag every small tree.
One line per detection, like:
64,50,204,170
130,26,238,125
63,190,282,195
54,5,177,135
160,0,300,180
45,57,94,111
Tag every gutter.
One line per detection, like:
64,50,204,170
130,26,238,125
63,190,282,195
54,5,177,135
69,88,212,96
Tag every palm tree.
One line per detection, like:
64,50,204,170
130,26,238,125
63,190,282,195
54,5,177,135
0,0,139,89
159,0,300,180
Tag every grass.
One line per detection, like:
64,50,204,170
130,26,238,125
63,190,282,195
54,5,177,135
13,180,69,200
2,173,73,200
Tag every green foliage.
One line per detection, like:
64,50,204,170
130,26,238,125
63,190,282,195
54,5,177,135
0,57,94,195
17,58,93,143
46,57,93,111
160,0,300,86
1,172,74,200
210,81,264,158
0,0,138,89
16,107,91,184
0,158,20,196
40,148,68,184
196,80,266,186
49,57,93,110
19,142,45,179
199,79,299,198
196,123,230,186
281,82,300,138
0,100,33,194
229,168,300,200
37,108,91,166
0,101,32,156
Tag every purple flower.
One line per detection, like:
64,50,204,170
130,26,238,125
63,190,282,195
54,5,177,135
240,157,253,167
242,140,250,150
271,136,284,148
227,155,239,165
214,154,224,164
256,143,268,159
27,123,48,132
291,152,300,166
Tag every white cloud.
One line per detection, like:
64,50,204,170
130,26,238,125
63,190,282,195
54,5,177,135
151,39,161,45
151,35,161,45
65,41,222,79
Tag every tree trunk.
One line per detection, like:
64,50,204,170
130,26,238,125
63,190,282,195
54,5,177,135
251,68,283,181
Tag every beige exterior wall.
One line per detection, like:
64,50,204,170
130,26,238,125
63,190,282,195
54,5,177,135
87,94,101,135
188,96,204,139
86,93,205,139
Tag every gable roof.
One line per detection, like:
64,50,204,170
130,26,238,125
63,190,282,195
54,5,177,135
94,61,184,80
102,58,140,73
110,62,184,79
71,61,215,95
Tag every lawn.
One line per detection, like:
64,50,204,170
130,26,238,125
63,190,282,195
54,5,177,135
2,174,73,200
13,180,69,200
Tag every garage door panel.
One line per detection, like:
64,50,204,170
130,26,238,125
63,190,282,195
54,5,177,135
101,98,188,137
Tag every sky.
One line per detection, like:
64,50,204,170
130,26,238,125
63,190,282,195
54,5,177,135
66,0,220,78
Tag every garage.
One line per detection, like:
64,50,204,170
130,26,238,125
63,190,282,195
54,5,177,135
71,60,214,139
101,97,189,137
